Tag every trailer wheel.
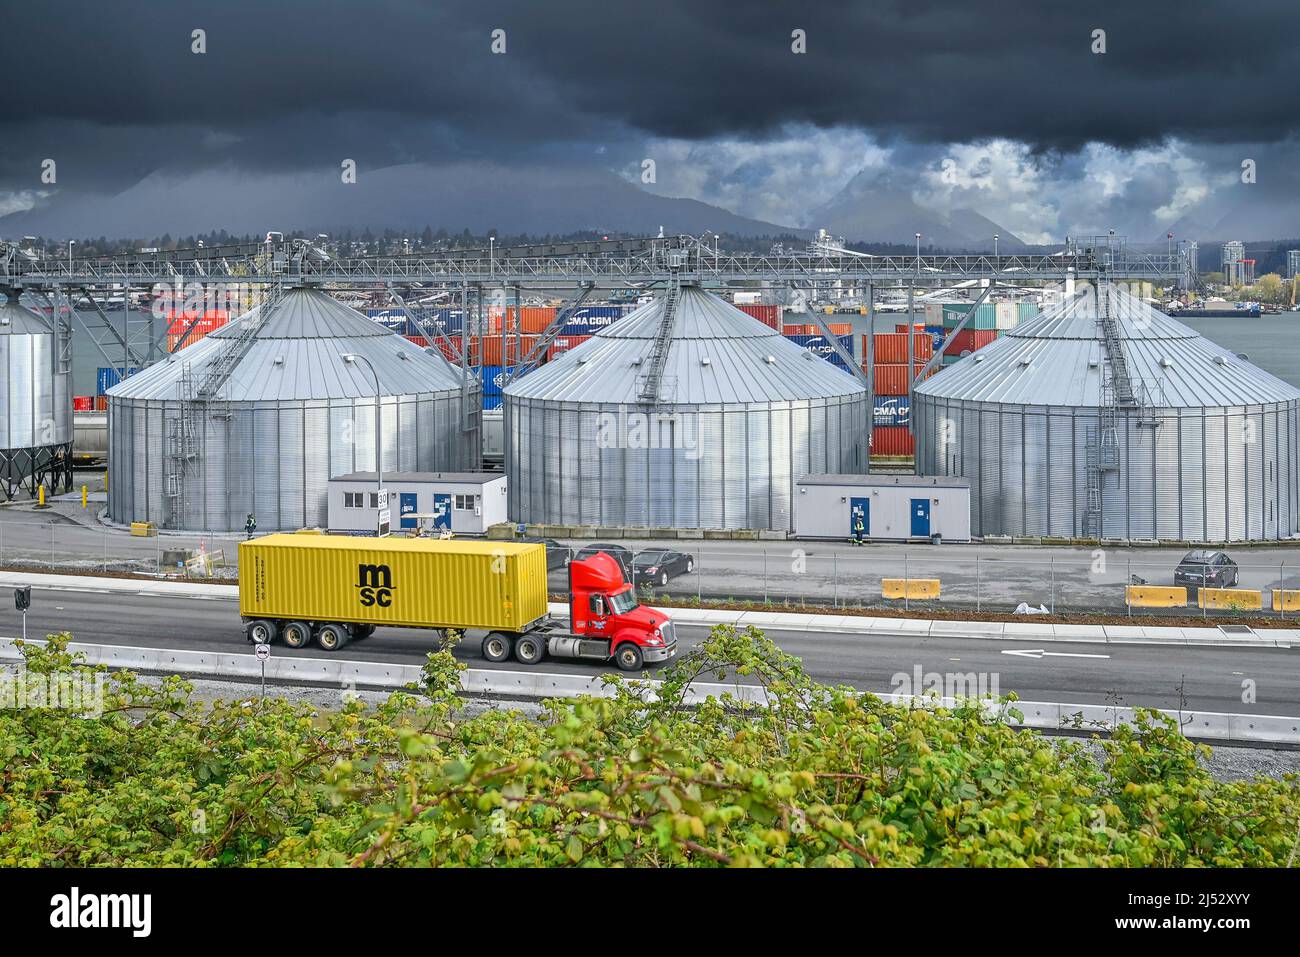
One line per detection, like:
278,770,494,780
482,632,513,663
354,624,375,640
614,642,644,672
282,621,312,649
246,619,278,645
514,634,546,666
317,623,349,652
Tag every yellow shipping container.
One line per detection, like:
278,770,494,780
238,535,549,632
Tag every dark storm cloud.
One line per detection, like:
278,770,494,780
1,0,1295,190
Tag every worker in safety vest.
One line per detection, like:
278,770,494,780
852,513,865,546
245,513,257,540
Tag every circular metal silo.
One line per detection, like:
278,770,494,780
504,284,869,530
108,287,480,532
0,290,73,500
913,283,1300,541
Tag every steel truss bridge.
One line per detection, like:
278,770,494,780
0,233,1182,377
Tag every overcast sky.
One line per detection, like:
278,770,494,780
3,0,1298,241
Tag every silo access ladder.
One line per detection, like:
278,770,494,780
637,279,680,403
194,280,287,400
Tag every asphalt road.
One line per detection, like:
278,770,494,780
4,505,1300,619
4,585,1297,716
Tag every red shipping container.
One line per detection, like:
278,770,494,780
547,335,592,360
736,303,780,329
95,395,108,412
871,362,926,396
870,425,914,457
894,323,926,333
871,332,932,364
944,328,997,356
73,396,94,412
782,323,816,335
405,335,430,348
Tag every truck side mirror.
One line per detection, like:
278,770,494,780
589,595,604,616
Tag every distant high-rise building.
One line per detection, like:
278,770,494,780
1222,241,1245,284
1179,240,1199,290
1287,249,1300,278
1241,259,1256,285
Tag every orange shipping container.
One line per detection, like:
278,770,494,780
96,395,109,412
736,303,780,329
870,362,926,396
871,425,914,457
469,334,540,366
505,306,558,334
826,322,852,335
871,332,932,364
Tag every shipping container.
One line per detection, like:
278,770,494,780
238,535,550,633
944,328,998,357
871,332,933,364
547,334,593,360
97,367,139,395
873,395,911,427
560,304,630,335
468,334,539,366
942,302,997,330
736,303,781,329
505,306,558,334
870,425,915,457
73,395,94,412
784,334,855,369
871,362,925,396
994,302,1018,330
894,323,927,333
826,322,852,335
95,395,108,412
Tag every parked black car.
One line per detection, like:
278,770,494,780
572,543,635,582
518,536,571,572
632,549,694,586
1173,549,1239,589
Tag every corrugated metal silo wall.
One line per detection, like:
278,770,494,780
505,394,869,530
108,388,478,532
1,331,73,452
914,395,1300,541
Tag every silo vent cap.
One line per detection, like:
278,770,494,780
701,357,711,366
765,355,776,364
1160,356,1174,368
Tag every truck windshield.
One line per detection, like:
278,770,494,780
609,589,638,615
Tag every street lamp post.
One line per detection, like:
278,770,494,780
914,232,922,272
341,353,386,535
67,240,75,272
993,233,999,259
489,235,496,278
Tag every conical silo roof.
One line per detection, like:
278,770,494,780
504,284,865,404
914,284,1300,408
0,294,52,335
109,287,468,401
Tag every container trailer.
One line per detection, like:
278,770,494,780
238,535,677,670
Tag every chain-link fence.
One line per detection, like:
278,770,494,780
2,519,1297,621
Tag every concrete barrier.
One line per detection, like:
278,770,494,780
129,522,157,537
1272,589,1300,613
1197,587,1263,611
882,578,941,600
1125,585,1187,608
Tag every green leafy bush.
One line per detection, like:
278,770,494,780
1,630,1296,866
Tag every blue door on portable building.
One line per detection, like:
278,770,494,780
399,492,418,529
432,493,452,530
910,498,931,537
850,497,869,538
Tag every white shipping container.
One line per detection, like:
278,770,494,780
994,301,1019,330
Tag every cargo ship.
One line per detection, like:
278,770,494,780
1165,299,1261,318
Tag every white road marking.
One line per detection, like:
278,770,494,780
1001,649,1111,660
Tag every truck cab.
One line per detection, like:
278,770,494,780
562,552,677,669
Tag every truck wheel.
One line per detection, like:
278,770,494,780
482,632,513,663
614,642,644,672
282,621,312,649
514,634,546,665
246,619,278,645
354,624,375,640
317,623,349,652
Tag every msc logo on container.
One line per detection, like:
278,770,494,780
356,563,395,607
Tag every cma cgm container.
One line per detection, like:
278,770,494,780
873,395,911,427
784,334,854,369
481,364,519,410
561,305,629,335
238,534,677,669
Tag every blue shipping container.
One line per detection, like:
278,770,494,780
97,367,139,395
784,334,855,368
873,395,911,427
561,304,631,335
480,365,519,397
483,395,503,411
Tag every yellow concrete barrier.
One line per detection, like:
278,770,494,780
1272,589,1300,613
129,521,157,538
882,578,941,600
1196,588,1262,611
1125,585,1187,608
